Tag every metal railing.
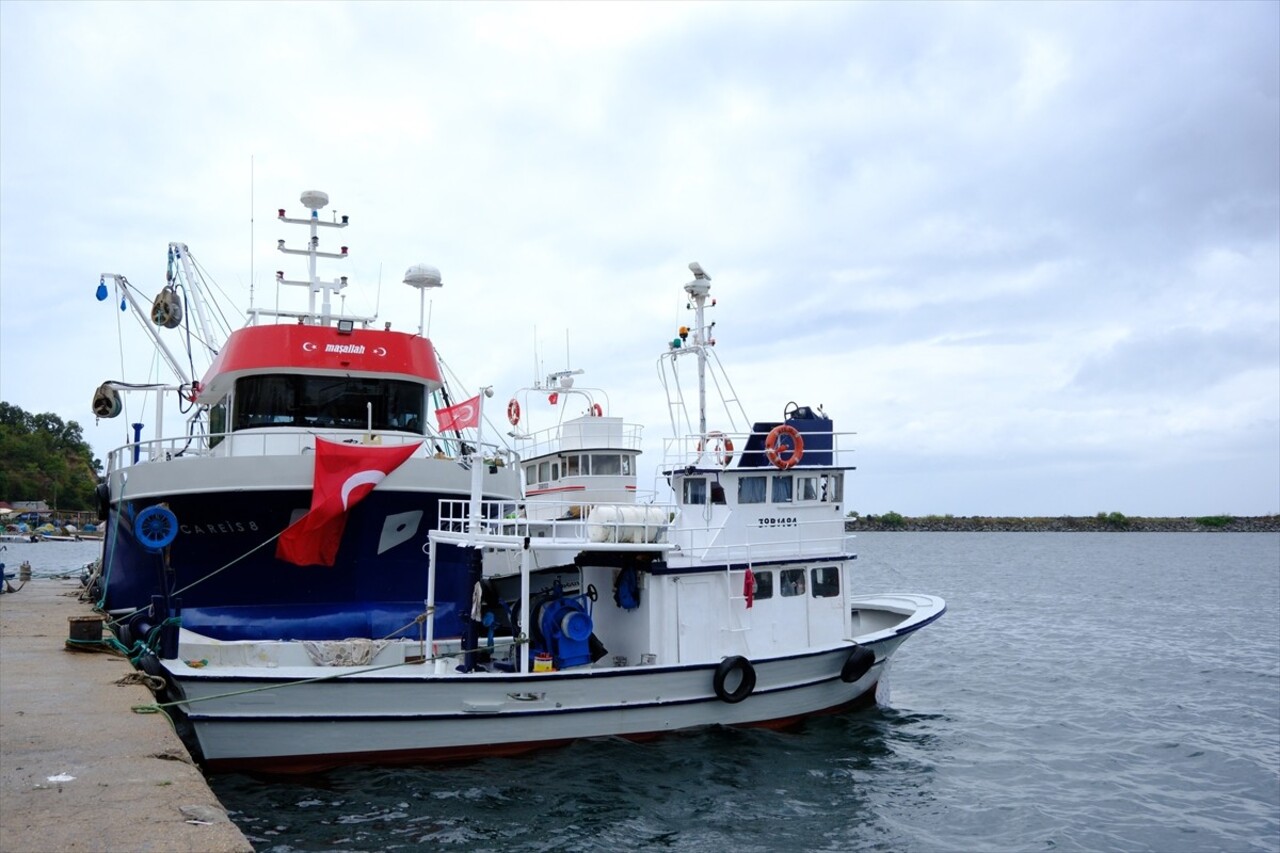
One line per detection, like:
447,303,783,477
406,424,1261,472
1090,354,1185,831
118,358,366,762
105,428,515,476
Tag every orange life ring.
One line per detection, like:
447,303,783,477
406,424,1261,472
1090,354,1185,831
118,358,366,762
507,399,521,426
697,431,735,467
591,403,603,417
765,425,804,470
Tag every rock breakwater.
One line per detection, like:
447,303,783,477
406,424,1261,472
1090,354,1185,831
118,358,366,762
849,514,1280,532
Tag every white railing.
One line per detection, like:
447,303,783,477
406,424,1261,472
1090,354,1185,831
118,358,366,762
432,498,850,566
105,428,515,476
664,510,852,565
434,498,676,548
514,421,645,460
660,426,858,472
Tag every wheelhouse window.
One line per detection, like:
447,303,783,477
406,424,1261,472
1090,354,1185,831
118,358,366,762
592,454,622,476
798,476,820,501
780,568,806,596
819,473,843,502
208,400,227,448
232,374,425,433
738,476,767,504
772,475,793,503
811,566,840,598
683,478,707,505
752,569,773,600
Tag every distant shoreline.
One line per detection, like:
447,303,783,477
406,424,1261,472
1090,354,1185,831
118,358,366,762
849,514,1280,532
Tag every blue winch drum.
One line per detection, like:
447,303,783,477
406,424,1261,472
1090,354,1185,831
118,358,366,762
559,608,593,642
134,505,179,551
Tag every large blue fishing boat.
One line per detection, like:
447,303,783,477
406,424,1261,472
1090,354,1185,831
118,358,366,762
90,190,521,651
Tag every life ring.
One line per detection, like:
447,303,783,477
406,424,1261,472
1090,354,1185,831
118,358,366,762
713,655,756,703
765,425,804,469
507,399,521,426
135,505,178,551
840,644,876,683
697,431,735,467
591,403,603,417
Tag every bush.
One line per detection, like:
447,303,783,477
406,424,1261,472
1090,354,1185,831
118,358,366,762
1194,515,1233,528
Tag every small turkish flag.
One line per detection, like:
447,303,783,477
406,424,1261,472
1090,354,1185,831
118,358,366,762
435,395,481,432
744,567,755,609
276,438,422,566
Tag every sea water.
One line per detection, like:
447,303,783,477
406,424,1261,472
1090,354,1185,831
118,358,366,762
79,534,1280,851
0,538,100,579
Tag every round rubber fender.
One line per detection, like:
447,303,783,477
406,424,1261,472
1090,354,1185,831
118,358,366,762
137,652,173,700
713,655,757,703
95,482,111,520
840,644,876,683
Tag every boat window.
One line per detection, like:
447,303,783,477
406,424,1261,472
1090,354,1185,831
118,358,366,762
772,475,793,503
565,455,581,476
820,474,843,502
525,464,537,484
683,478,707,505
811,566,840,598
780,568,806,597
208,401,227,448
738,476,767,504
621,455,633,476
710,481,727,505
593,454,622,476
232,374,424,432
538,460,551,483
798,476,819,501
752,569,773,600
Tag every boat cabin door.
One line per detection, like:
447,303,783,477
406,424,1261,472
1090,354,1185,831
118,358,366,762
676,576,719,662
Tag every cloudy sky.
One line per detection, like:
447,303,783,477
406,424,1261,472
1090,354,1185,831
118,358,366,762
1,1,1276,517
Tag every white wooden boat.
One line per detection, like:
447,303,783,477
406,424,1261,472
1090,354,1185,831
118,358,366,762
142,262,945,773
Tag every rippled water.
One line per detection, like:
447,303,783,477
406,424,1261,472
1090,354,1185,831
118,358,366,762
0,539,100,578
57,533,1280,851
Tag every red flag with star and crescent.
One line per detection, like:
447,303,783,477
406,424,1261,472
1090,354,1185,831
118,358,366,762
435,394,481,433
276,438,423,567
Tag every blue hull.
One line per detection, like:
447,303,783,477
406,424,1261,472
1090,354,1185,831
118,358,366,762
99,488,489,642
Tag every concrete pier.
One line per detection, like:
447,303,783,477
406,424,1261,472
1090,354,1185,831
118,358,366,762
0,579,252,853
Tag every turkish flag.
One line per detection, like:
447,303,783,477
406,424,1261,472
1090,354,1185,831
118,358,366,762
435,394,481,432
276,438,422,566
744,567,755,609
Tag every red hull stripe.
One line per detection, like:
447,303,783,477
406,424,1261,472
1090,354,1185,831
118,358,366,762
526,485,588,496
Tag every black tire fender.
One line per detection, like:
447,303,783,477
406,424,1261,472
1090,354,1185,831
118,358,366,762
713,655,756,703
840,644,876,683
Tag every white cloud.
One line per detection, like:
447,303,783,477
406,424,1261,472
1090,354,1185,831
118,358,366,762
2,0,1276,515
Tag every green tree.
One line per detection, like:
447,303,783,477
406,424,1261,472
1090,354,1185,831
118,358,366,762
0,402,102,511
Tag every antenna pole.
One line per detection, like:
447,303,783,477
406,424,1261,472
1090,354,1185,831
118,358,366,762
249,155,255,310
684,263,713,438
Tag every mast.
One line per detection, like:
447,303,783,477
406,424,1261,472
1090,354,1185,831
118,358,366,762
273,190,352,326
684,262,713,437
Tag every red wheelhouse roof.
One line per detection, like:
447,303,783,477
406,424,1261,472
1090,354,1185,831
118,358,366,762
197,324,442,401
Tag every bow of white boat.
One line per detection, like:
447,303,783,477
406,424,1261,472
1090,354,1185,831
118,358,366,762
847,593,947,644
